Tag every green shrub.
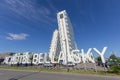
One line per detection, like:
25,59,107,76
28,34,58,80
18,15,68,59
109,66,120,73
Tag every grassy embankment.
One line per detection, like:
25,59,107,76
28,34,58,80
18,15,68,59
0,66,119,76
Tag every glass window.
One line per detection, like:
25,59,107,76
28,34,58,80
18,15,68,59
35,55,37,57
60,14,63,19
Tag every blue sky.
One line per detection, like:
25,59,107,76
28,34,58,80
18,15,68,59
0,0,120,57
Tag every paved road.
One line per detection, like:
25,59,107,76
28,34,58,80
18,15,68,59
0,70,119,80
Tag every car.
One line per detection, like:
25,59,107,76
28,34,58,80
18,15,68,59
67,62,75,67
43,63,53,67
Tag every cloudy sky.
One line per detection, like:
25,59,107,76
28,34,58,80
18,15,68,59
0,0,120,57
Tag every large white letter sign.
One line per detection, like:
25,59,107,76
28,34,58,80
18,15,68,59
93,47,107,63
32,53,39,65
81,49,85,63
81,48,92,63
71,50,81,63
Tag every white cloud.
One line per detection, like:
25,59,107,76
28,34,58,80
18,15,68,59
2,0,57,26
6,33,29,40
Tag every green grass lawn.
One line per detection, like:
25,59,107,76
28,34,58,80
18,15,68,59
0,66,120,76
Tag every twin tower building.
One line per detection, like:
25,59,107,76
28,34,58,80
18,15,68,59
49,10,78,64
3,10,106,65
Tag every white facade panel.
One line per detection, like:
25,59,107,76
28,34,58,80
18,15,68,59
57,10,77,64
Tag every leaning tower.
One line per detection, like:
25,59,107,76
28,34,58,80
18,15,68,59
49,10,78,64
57,10,77,64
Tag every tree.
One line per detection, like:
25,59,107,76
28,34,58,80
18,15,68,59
54,57,58,61
109,54,117,59
109,54,118,62
108,54,120,66
29,55,33,61
20,53,23,55
96,56,102,66
96,56,101,62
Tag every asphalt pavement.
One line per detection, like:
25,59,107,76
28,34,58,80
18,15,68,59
0,70,119,80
